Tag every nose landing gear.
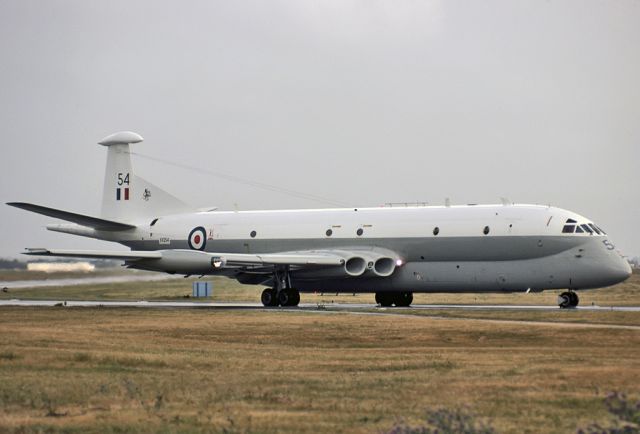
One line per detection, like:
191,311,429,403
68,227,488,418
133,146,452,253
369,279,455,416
558,291,579,309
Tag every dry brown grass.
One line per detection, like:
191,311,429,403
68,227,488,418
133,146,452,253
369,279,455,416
394,308,640,327
0,307,639,433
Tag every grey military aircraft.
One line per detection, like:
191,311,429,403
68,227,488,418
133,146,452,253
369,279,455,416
8,132,632,308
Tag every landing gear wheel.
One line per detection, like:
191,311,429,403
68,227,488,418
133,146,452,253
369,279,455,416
569,291,579,307
261,288,278,307
395,292,413,307
558,292,571,309
278,288,300,307
558,291,579,309
290,290,300,307
375,292,394,307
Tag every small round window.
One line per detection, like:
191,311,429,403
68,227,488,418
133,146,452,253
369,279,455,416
356,228,363,236
250,230,257,238
483,226,490,235
433,227,440,236
326,229,333,237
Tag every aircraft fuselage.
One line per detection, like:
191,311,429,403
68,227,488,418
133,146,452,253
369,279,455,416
80,203,631,293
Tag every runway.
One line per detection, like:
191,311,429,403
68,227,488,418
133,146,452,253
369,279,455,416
1,299,640,312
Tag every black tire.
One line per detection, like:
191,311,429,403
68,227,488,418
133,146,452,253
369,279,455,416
278,290,290,306
376,292,393,307
278,289,300,307
569,291,579,307
375,292,382,305
290,290,300,306
558,291,572,309
395,292,413,307
261,288,278,307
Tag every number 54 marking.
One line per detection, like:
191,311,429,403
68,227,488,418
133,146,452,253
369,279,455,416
118,173,130,186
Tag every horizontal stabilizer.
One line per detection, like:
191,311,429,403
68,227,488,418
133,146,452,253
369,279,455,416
7,202,136,231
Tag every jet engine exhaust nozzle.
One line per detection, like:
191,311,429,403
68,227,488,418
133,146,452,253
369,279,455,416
345,256,367,277
373,257,396,277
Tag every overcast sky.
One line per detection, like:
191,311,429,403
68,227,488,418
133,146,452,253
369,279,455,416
0,0,638,258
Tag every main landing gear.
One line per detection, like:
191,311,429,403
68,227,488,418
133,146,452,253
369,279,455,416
558,291,579,309
261,267,300,307
375,291,413,307
261,287,300,307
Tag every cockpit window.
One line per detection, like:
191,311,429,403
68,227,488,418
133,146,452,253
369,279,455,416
566,218,577,224
581,224,593,234
596,225,607,235
562,225,575,233
588,223,601,235
576,226,584,233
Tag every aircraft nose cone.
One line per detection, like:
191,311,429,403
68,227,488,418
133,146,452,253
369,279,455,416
608,257,632,285
622,260,633,279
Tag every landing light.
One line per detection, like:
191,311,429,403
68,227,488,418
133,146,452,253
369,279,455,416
396,259,404,267
211,257,225,268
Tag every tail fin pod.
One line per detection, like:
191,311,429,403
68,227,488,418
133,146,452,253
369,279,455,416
99,132,189,222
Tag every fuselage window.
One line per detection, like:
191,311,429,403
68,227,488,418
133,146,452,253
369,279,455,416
250,230,257,238
581,224,593,234
588,224,601,235
562,225,575,233
576,226,584,233
356,228,364,236
433,227,440,236
483,226,490,235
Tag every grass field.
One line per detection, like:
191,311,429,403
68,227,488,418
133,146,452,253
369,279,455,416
0,271,638,433
0,308,639,434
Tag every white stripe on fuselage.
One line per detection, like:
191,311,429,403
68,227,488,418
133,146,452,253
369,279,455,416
119,204,593,243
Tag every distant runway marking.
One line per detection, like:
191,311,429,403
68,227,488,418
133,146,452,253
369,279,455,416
1,299,639,330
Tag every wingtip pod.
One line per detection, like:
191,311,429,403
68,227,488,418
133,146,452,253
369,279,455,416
98,131,144,146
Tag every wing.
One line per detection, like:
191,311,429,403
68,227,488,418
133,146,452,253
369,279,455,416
22,248,344,268
7,202,136,231
23,247,400,278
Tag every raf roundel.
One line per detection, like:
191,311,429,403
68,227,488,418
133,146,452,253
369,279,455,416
188,227,207,251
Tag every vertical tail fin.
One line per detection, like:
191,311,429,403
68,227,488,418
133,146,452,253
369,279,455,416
99,132,189,222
